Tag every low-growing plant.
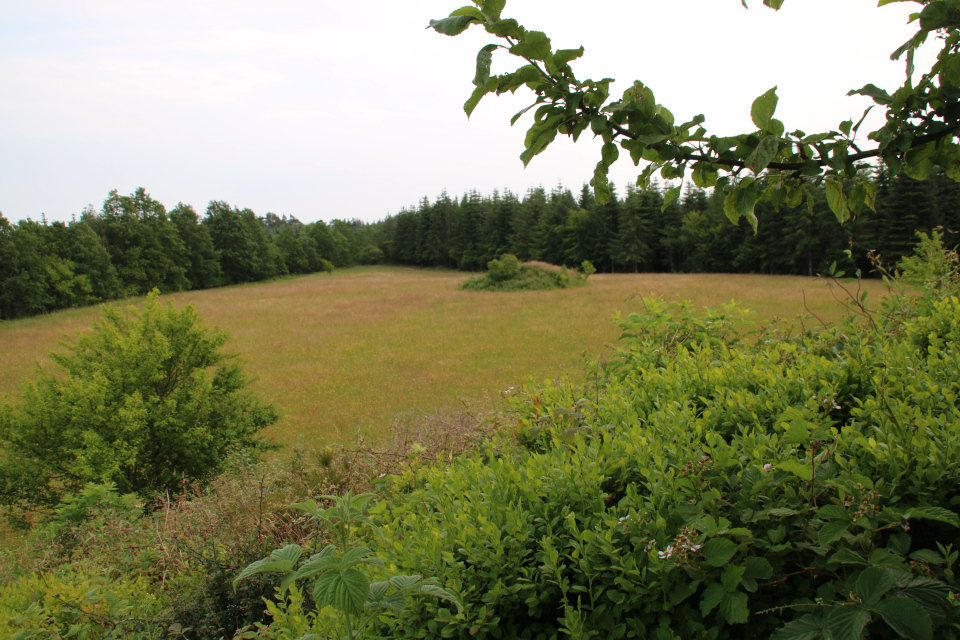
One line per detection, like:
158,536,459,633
235,492,462,639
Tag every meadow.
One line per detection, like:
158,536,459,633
0,267,888,448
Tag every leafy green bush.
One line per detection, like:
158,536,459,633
487,254,522,283
235,493,461,639
461,256,587,292
373,234,960,640
0,290,278,512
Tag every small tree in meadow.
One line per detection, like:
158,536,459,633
0,290,277,512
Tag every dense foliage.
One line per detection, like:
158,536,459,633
428,0,960,229
460,254,589,291
374,171,960,275
358,234,960,640
0,291,277,511
0,188,382,320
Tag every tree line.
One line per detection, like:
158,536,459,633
0,188,383,319
2,168,958,320
371,168,960,277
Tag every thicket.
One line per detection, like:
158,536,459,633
460,254,591,291
356,233,960,640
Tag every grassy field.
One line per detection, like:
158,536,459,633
0,267,888,448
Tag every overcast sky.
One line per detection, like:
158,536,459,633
0,0,937,224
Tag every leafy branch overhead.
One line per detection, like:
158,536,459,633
427,0,960,230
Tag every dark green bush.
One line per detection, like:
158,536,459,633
376,233,960,640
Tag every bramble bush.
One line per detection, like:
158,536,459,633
371,232,960,640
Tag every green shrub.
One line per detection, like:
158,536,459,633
461,259,588,292
0,290,278,511
374,235,960,640
486,254,521,283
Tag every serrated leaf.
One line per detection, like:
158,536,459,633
700,582,724,615
819,521,850,546
234,544,303,586
720,591,749,624
909,549,945,565
830,548,868,565
874,597,933,640
751,87,779,131
722,563,747,591
744,556,773,580
772,614,828,640
826,606,871,640
855,566,895,607
508,30,552,61
418,583,463,610
313,568,369,616
480,0,505,20
293,545,338,580
702,538,738,567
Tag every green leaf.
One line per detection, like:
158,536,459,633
702,538,738,567
508,31,552,61
473,44,499,87
722,563,747,591
746,135,780,174
428,15,478,36
293,545,338,580
826,606,871,640
449,6,484,19
417,583,464,610
234,544,302,586
486,18,523,38
874,597,933,640
830,548,868,565
751,87,779,131
772,614,828,640
825,178,849,223
661,185,682,212
819,521,850,546
720,591,749,624
855,566,895,607
480,0,505,20
464,83,488,118
744,556,773,580
847,84,893,105
313,568,369,616
778,459,813,482
700,582,724,615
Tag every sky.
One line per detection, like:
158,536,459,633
0,0,939,225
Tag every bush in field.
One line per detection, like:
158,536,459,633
461,254,586,291
0,290,277,512
374,234,960,640
486,254,521,282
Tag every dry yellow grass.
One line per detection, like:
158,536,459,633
0,268,888,448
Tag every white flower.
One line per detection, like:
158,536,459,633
763,463,772,470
